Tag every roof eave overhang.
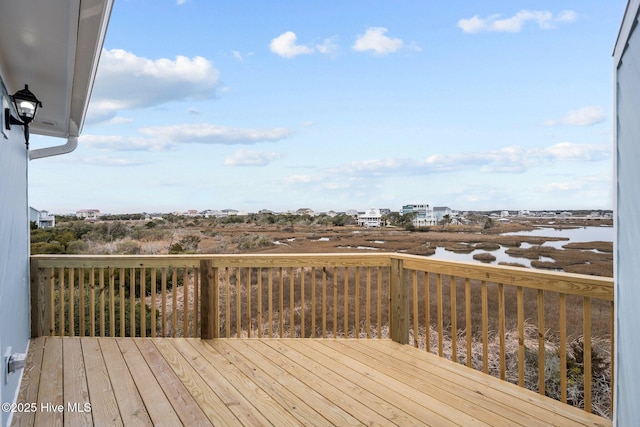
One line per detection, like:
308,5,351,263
0,0,113,140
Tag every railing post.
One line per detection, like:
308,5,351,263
390,257,409,345
30,258,51,337
200,259,219,339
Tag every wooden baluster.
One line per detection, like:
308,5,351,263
559,293,567,403
333,267,338,338
300,267,305,338
236,268,242,338
451,276,457,362
171,268,177,338
109,267,115,337
584,297,592,413
140,268,146,338
268,268,273,338
322,267,327,338
537,289,545,395
193,267,199,337
289,268,296,338
427,273,432,353
160,268,166,337
344,268,349,337
225,267,231,338
69,267,74,336
150,268,157,338
366,267,371,339
355,267,360,338
412,270,418,348
130,268,137,337
79,268,85,337
517,286,524,386
89,268,95,337
377,267,382,339
257,267,262,337
437,273,443,357
247,268,252,338
99,268,105,337
498,283,505,380
183,268,189,337
481,280,488,374
465,278,471,367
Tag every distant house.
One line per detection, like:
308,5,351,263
402,204,436,227
345,209,359,217
433,206,453,223
76,209,100,221
296,208,315,216
202,209,221,217
221,209,240,216
358,208,382,227
29,207,55,228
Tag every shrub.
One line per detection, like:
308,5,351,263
116,240,141,255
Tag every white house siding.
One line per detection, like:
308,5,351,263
358,208,382,227
0,85,31,427
614,1,640,423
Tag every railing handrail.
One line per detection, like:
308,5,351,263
31,252,613,300
397,253,614,301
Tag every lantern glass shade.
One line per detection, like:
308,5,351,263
11,85,42,124
17,100,37,120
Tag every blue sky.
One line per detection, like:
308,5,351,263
29,1,625,214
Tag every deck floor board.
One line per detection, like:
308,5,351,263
11,337,611,427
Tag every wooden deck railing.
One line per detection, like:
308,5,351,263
30,253,614,416
30,255,202,338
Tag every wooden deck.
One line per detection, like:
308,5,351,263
12,337,610,427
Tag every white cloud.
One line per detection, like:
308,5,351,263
138,123,292,145
458,10,577,33
542,142,607,160
353,27,403,55
284,175,317,184
82,124,292,152
327,142,609,178
80,156,146,167
544,106,606,126
224,149,282,166
316,37,340,55
81,135,172,152
87,49,219,123
270,32,314,58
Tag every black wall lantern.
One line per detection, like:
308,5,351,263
4,84,42,148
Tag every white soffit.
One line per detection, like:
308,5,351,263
0,0,113,139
